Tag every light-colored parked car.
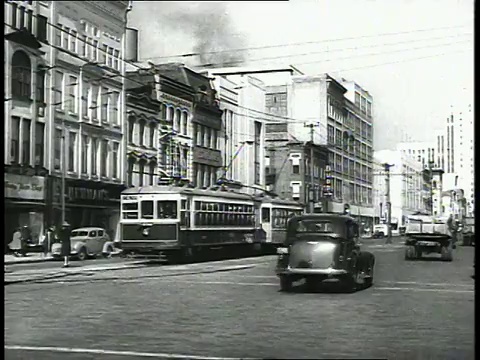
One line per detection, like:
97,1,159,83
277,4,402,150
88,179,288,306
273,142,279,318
51,227,115,261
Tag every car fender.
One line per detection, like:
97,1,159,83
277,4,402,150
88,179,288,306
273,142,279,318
73,241,87,252
102,241,114,253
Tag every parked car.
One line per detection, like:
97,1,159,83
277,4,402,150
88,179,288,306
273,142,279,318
276,214,375,292
372,224,388,238
51,227,115,261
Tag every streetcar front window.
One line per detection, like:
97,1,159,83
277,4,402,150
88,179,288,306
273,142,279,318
141,201,154,219
262,208,271,223
157,201,178,219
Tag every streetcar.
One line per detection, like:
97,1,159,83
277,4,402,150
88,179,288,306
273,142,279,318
120,185,261,261
259,196,304,252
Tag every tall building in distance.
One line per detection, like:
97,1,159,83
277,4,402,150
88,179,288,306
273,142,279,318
264,73,375,227
396,141,436,169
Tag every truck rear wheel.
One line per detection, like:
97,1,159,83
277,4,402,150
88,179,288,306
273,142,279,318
279,276,293,292
440,246,453,262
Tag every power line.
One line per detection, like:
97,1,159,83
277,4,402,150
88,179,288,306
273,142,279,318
140,23,472,60
197,32,472,68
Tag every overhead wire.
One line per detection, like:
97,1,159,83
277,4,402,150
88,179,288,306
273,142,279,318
141,23,472,60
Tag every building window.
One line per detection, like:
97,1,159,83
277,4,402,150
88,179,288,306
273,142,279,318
91,138,98,175
112,142,119,179
113,49,120,70
81,135,89,174
167,106,174,122
70,30,77,52
11,3,17,28
101,87,109,122
139,161,145,187
26,9,33,32
292,164,299,174
254,121,262,184
139,120,145,146
54,71,63,108
67,75,77,113
92,40,98,61
181,111,188,135
10,117,21,163
81,80,88,116
100,140,108,177
101,44,108,65
18,6,25,29
55,24,62,46
212,129,217,150
175,109,181,133
36,70,45,103
149,123,156,148
182,148,189,178
62,26,70,49
11,51,32,99
127,158,134,187
68,132,77,172
35,122,45,167
79,34,87,56
90,85,99,120
128,117,135,143
21,119,31,165
149,162,156,186
107,48,114,68
54,129,62,170
109,91,119,125
327,125,335,144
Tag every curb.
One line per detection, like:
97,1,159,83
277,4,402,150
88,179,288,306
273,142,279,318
4,251,123,265
4,261,147,285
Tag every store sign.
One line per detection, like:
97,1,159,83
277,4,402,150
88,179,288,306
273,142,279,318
192,146,222,167
4,174,45,200
65,179,126,205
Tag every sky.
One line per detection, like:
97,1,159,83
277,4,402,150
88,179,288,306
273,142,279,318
129,0,474,151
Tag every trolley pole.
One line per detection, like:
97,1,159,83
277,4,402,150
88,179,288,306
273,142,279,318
305,123,318,214
383,163,393,244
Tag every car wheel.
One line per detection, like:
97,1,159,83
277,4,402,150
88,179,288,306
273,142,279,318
405,246,416,260
77,248,87,261
365,257,375,287
279,275,293,292
440,246,453,262
103,245,114,258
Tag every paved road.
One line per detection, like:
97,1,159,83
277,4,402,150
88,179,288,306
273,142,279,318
5,256,128,272
5,243,475,360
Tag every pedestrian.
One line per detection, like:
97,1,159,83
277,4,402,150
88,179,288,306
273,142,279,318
9,228,22,257
19,225,31,257
60,222,71,268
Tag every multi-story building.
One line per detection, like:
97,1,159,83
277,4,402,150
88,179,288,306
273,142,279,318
374,149,428,227
396,141,436,169
153,64,222,188
202,69,267,193
264,74,375,226
4,0,51,246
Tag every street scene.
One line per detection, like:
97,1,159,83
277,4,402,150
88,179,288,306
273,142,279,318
4,0,474,359
5,238,475,359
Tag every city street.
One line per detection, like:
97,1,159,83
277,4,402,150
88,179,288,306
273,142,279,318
5,241,475,360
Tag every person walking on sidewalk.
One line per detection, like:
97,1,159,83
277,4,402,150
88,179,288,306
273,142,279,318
9,228,22,257
60,222,71,268
42,225,55,258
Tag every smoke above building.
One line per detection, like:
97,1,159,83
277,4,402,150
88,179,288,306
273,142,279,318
130,2,247,68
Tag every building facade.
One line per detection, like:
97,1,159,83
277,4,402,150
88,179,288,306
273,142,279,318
265,74,375,226
396,141,436,170
374,150,428,227
4,0,54,247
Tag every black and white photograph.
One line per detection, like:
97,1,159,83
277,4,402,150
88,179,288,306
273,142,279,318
4,0,474,359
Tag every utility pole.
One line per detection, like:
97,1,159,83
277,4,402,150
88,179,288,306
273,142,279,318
383,163,394,244
304,123,318,213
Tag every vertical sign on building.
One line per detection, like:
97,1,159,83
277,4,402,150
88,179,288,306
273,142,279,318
323,165,333,197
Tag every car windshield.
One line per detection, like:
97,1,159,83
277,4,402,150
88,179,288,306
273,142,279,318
294,220,335,233
71,231,89,237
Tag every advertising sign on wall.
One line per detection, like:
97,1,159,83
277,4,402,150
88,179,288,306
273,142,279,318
4,174,46,201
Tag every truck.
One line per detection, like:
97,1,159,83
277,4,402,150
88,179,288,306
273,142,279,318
404,214,453,261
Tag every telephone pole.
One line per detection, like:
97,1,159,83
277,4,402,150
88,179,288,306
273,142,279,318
305,123,318,213
383,163,394,244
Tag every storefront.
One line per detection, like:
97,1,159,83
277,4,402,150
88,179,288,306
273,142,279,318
4,172,47,251
49,178,126,241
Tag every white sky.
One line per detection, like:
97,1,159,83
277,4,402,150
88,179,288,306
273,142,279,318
130,0,474,150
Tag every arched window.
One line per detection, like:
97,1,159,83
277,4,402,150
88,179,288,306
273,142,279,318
138,119,146,146
11,51,32,98
138,159,146,187
149,122,156,148
167,106,174,122
175,109,181,133
149,161,156,186
181,111,188,135
128,116,136,144
127,157,135,187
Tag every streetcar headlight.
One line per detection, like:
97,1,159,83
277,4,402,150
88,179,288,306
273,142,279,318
277,247,289,255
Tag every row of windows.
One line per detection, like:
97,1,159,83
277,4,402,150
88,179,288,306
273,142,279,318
9,116,44,166
54,71,120,125
261,208,303,228
193,213,255,227
354,92,372,117
194,202,254,213
332,178,373,205
127,116,157,148
6,2,48,42
160,105,189,136
192,163,219,189
122,200,178,220
55,24,121,72
193,124,219,149
53,131,120,179
126,158,158,188
159,144,190,179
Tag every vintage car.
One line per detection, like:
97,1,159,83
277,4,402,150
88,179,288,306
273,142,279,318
275,214,375,292
51,227,115,261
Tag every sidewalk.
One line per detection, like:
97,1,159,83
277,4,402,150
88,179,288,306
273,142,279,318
4,253,55,265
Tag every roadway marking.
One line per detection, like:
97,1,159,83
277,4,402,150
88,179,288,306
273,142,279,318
4,345,257,360
116,278,474,294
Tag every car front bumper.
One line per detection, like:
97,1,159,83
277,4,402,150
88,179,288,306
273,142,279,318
277,267,348,276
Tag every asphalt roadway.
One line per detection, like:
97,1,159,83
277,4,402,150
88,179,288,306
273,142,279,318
4,238,475,360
